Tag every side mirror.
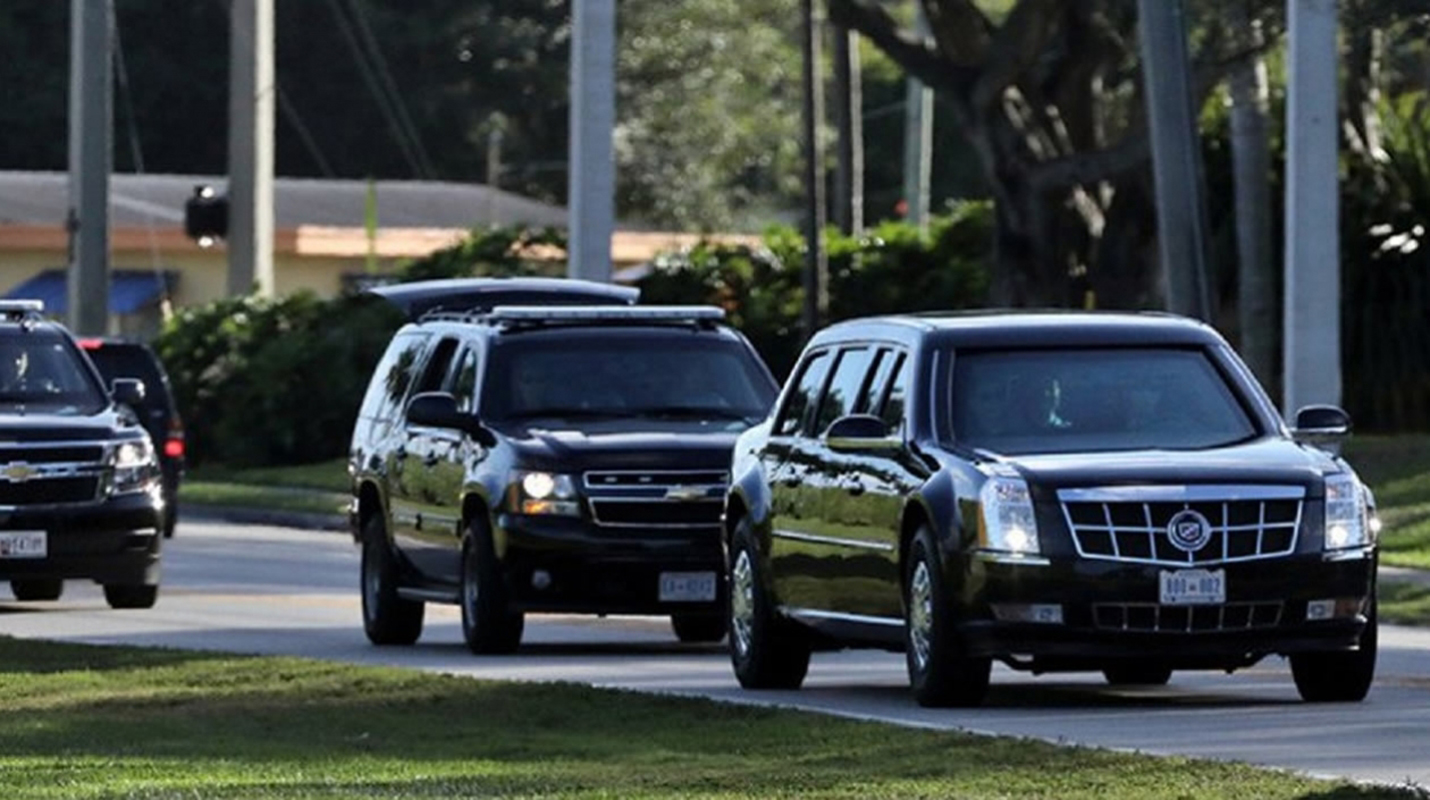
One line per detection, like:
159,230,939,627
825,414,900,452
111,378,145,407
406,392,496,446
1292,405,1351,440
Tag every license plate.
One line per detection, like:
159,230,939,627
1160,568,1225,605
659,571,717,602
0,531,46,559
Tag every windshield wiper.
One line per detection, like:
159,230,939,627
637,406,756,422
504,407,626,420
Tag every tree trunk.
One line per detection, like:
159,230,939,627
1227,9,1277,395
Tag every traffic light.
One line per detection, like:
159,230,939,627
184,185,228,244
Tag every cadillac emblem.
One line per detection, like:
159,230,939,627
1166,509,1213,553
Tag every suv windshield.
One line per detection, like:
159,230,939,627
0,332,107,414
950,348,1259,455
483,332,776,425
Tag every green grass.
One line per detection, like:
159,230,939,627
1344,436,1430,569
186,459,350,493
0,636,1413,800
1378,581,1430,627
180,459,349,517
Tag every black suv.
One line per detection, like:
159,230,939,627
725,311,1378,707
77,337,185,538
350,278,779,652
0,301,164,608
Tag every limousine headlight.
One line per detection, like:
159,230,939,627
508,470,580,517
978,476,1041,556
1324,473,1372,550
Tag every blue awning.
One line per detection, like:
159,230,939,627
4,269,175,315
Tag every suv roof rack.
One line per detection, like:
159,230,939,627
457,304,727,330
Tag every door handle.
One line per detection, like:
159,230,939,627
845,482,866,497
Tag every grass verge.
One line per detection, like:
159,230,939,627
179,459,348,517
1344,436,1430,569
0,636,1416,800
1378,581,1430,627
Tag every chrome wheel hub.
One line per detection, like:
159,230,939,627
731,549,755,658
909,560,933,672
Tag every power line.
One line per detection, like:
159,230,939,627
342,0,436,179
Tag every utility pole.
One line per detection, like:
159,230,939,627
1138,0,1212,321
568,0,616,283
801,0,828,338
66,0,112,336
227,0,276,297
1282,0,1341,416
833,26,864,235
901,2,932,233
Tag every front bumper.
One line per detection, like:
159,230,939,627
0,491,163,586
494,513,725,615
958,550,1375,670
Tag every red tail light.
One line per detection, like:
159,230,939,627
164,416,185,459
77,338,104,350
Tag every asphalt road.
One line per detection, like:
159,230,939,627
2,517,1428,788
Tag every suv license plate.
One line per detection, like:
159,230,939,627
0,531,46,559
1160,568,1225,605
659,571,716,602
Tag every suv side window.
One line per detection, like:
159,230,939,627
413,337,460,397
774,350,832,437
360,331,428,424
877,353,911,433
813,347,874,436
450,347,479,413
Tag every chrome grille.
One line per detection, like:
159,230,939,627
583,469,727,529
0,441,108,506
1092,601,1284,633
1058,485,1304,566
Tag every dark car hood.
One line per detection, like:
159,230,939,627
991,438,1341,494
0,405,143,443
500,418,742,472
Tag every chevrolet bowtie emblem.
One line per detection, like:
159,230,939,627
2,462,35,483
664,486,708,502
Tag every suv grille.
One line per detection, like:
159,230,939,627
0,477,101,505
0,442,108,506
1057,485,1304,567
1092,602,1284,633
583,470,727,529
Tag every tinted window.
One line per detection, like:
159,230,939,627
774,350,831,436
879,354,909,432
82,342,174,416
813,347,874,436
414,337,459,396
483,332,776,427
360,331,428,423
450,348,479,413
0,332,106,414
857,348,896,414
950,348,1258,454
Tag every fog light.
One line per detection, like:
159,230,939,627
531,570,552,591
1307,600,1335,621
1306,598,1364,621
991,603,1063,624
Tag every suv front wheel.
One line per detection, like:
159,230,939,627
103,583,158,609
460,518,524,654
11,579,63,601
360,515,424,645
905,526,991,708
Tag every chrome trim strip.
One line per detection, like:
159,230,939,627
1323,547,1376,562
772,528,896,552
0,463,105,482
975,551,1052,566
582,469,730,490
785,607,904,627
1057,485,1306,502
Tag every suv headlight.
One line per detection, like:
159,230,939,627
109,438,157,495
1324,473,1372,550
508,470,580,517
977,476,1041,556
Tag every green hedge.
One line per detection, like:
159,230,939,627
155,208,992,467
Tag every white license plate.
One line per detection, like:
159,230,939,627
659,571,717,603
1160,568,1225,605
0,531,46,559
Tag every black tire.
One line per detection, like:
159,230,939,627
460,518,523,655
728,516,810,689
361,515,424,645
103,583,158,609
10,579,63,602
1102,662,1174,686
671,612,727,643
162,500,177,539
1290,601,1377,703
905,526,991,708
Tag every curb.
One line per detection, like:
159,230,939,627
181,504,348,533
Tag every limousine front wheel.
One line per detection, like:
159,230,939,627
728,517,810,689
906,526,991,708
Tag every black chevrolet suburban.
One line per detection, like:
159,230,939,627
725,311,1378,706
349,278,778,652
0,301,164,608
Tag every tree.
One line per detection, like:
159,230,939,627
828,0,1285,308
